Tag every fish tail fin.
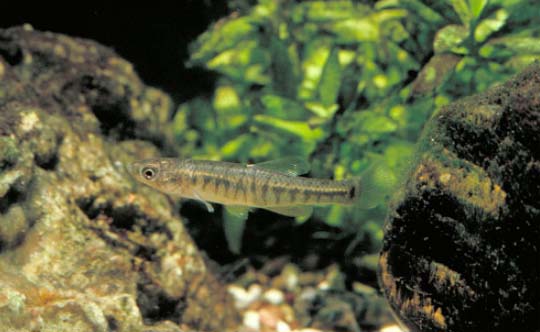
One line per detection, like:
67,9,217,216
339,178,362,205
341,176,379,209
352,161,398,209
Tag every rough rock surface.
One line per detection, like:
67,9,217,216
0,26,238,331
380,64,540,332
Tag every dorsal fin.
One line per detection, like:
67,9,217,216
248,157,311,176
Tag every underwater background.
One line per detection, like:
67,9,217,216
1,1,539,332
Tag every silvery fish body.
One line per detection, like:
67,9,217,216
128,158,361,216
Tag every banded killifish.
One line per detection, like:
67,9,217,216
128,157,363,217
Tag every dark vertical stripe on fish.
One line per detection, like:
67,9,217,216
302,188,311,202
219,177,228,196
261,179,269,205
272,186,284,205
233,173,243,201
202,174,212,190
315,190,323,203
288,187,298,203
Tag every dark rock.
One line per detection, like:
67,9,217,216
0,25,238,331
380,63,540,332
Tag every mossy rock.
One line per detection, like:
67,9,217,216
0,26,238,331
380,63,540,332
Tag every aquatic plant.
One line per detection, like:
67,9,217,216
173,0,540,252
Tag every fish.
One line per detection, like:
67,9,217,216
127,157,362,217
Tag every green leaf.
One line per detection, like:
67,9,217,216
474,8,508,43
260,95,306,119
469,0,488,20
270,37,299,98
318,47,342,107
382,20,410,43
254,115,325,141
482,36,540,56
377,0,444,25
357,112,398,135
213,85,241,111
304,102,339,118
298,1,364,22
248,137,276,158
220,134,252,158
505,55,540,70
371,9,409,23
433,24,469,54
327,18,380,43
450,0,472,26
252,0,278,19
206,40,271,84
325,205,345,227
352,110,398,139
325,9,407,44
189,17,256,63
299,39,332,100
172,104,189,134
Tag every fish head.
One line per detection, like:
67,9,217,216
128,158,182,195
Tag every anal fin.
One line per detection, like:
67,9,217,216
225,205,250,219
223,205,250,254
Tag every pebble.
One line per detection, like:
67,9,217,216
298,287,317,302
281,265,300,291
317,280,330,291
276,320,291,332
230,261,399,332
243,310,261,331
259,305,281,327
379,324,405,332
228,284,262,309
263,288,285,305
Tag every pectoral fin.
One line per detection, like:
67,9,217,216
248,157,311,176
193,191,214,213
262,205,313,218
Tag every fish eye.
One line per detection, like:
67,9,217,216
141,167,157,180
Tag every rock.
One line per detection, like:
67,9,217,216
380,63,540,332
0,25,238,331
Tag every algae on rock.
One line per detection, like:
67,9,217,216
380,64,540,332
0,26,238,331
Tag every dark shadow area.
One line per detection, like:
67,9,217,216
0,5,228,104
181,201,378,287
137,272,184,324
